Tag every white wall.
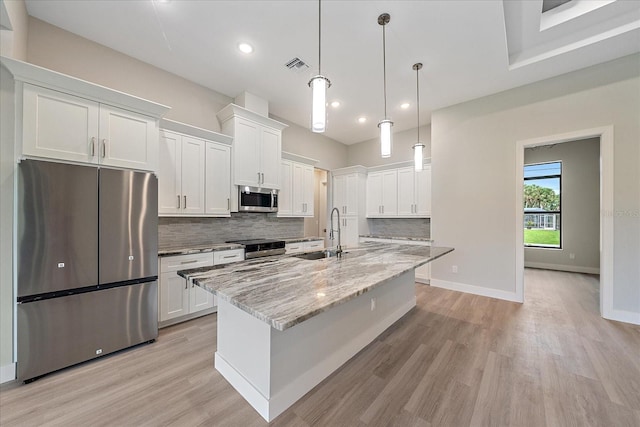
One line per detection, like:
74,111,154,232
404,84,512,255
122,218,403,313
0,0,28,60
347,125,431,167
524,138,600,273
431,54,640,322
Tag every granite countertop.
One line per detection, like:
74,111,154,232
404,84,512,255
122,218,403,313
360,234,433,243
282,236,323,244
158,243,244,257
179,241,453,331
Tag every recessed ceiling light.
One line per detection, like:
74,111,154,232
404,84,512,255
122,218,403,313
401,103,410,109
358,117,367,124
331,101,340,108
238,43,253,54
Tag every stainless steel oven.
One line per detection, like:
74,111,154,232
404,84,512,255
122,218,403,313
239,186,278,213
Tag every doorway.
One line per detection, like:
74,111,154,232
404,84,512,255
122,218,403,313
304,169,328,244
515,126,614,319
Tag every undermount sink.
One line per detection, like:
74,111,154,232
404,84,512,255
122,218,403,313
294,250,344,261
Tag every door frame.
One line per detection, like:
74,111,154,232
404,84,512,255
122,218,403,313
515,126,614,319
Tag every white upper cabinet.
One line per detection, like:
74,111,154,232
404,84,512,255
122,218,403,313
98,104,158,170
217,104,287,189
333,169,366,217
22,85,159,171
1,56,170,171
158,120,233,217
367,170,398,217
22,84,100,164
279,153,316,218
370,163,431,218
279,160,293,215
205,142,231,216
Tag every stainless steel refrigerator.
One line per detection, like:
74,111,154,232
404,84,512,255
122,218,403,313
17,159,158,382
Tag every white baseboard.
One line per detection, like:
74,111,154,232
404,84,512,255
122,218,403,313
0,363,15,384
524,262,600,275
603,308,640,326
430,279,521,303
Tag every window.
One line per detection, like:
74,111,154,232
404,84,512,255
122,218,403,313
524,161,561,248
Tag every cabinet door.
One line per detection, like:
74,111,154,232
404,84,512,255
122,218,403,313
234,118,261,186
99,104,157,171
205,142,231,216
302,164,315,217
344,173,360,216
342,216,360,248
415,164,431,217
22,84,99,164
279,160,293,215
189,279,215,314
260,127,281,189
397,167,415,216
333,175,346,214
292,162,305,216
158,131,181,215
180,136,206,214
381,170,398,216
367,172,383,217
159,274,189,321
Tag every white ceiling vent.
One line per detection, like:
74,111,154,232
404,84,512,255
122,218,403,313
285,57,310,73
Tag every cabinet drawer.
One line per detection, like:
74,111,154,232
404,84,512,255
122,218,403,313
304,240,325,251
160,253,214,273
214,249,245,265
285,243,304,254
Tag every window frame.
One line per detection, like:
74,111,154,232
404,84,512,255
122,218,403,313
523,161,562,249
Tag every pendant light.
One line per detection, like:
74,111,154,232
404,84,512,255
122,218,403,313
309,0,330,133
378,13,393,158
412,63,425,171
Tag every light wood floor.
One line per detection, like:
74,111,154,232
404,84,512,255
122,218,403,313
2,269,639,426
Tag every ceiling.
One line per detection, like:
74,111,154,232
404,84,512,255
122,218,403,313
24,0,640,145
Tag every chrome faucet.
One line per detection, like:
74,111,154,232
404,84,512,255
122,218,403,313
329,207,343,258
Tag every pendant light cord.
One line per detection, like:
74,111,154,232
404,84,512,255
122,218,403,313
416,66,420,142
382,22,387,118
318,0,322,75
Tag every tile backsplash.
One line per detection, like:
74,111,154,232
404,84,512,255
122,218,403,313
367,218,430,239
158,213,304,250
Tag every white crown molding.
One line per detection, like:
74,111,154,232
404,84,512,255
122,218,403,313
216,103,288,131
160,119,232,145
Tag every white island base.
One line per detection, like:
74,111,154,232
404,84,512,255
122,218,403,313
214,269,417,422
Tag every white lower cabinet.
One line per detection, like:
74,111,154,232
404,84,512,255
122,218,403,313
159,253,214,323
359,237,431,284
158,248,245,326
285,240,325,254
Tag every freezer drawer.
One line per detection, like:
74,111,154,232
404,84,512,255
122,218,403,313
17,281,158,382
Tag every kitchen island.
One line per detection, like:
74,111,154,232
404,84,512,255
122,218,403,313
180,242,453,421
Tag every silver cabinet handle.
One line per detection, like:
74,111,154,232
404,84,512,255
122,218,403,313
90,137,96,156
258,172,261,184
227,198,230,210
261,173,265,184
184,195,187,209
223,255,237,259
185,279,189,289
180,260,198,264
101,139,106,158
177,195,181,209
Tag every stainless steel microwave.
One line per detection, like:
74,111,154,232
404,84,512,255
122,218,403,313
238,186,278,212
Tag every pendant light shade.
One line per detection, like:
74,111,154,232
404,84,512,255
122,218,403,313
378,13,393,158
309,0,330,133
379,119,393,158
310,75,329,133
412,62,425,171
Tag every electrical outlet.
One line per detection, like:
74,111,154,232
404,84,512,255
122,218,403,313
569,253,575,259
96,348,103,355
371,298,376,311
452,265,458,273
